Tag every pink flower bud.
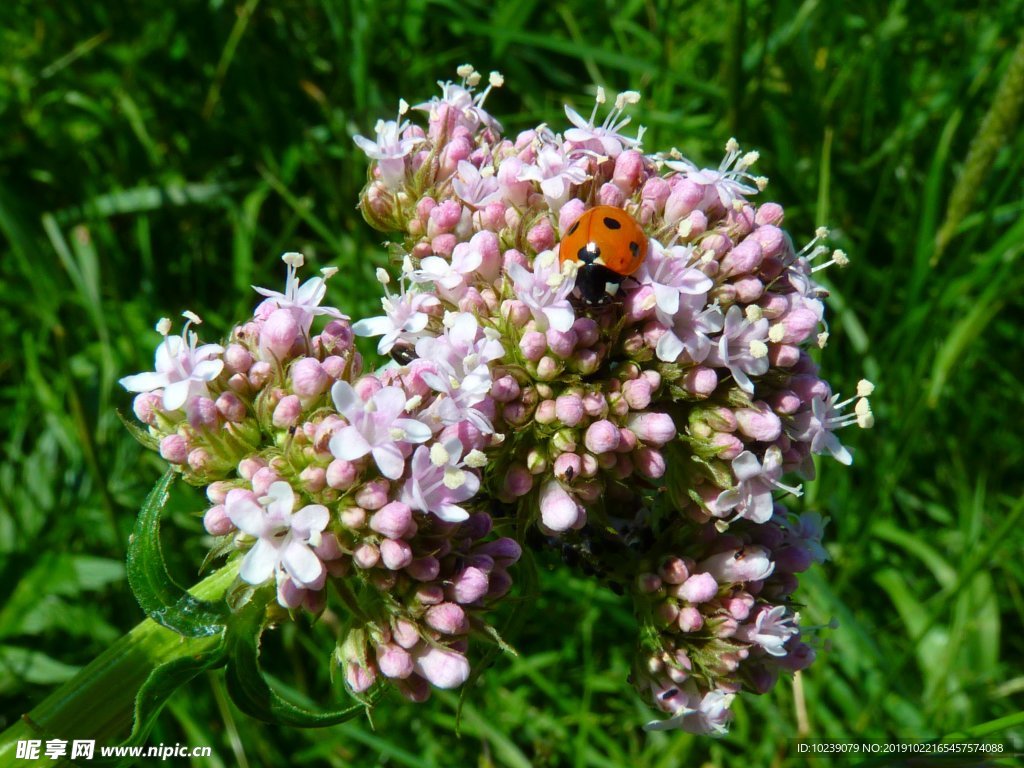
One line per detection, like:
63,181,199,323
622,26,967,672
392,619,420,649
735,402,782,442
710,433,743,460
622,378,652,410
545,327,578,358
345,661,377,693
353,543,380,569
502,248,528,273
299,465,326,493
584,420,620,454
237,456,266,481
340,505,366,529
449,566,489,604
553,393,584,427
326,459,357,490
370,501,413,539
272,395,302,428
751,224,784,259
159,434,188,464
659,557,690,584
683,210,708,238
186,397,219,429
700,546,775,583
377,643,414,679
259,308,300,362
406,556,440,581
355,479,389,510
733,276,764,303
535,399,557,425
414,647,470,689
664,179,703,222
539,480,583,532
503,464,533,497
678,572,718,603
613,150,645,193
132,392,161,425
212,392,244,423
247,361,271,390
770,343,801,368
527,217,556,253
572,317,599,346
290,358,328,399
655,602,679,625
597,182,624,207
634,447,665,478
582,392,608,419
720,239,764,278
224,343,253,374
203,505,233,535
553,452,582,481
641,177,670,213
490,375,520,403
380,538,414,570
519,331,547,362
572,348,601,375
321,320,354,353
682,366,718,397
558,199,587,233
754,202,785,226
678,606,704,633
426,602,468,635
627,412,676,446
535,356,560,380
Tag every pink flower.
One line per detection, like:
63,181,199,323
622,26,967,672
226,483,330,605
400,439,481,522
353,280,440,355
517,142,590,210
710,447,800,523
329,381,431,479
507,251,576,333
253,252,346,334
637,241,712,322
452,160,503,207
707,305,770,394
353,112,424,190
664,138,763,210
645,687,735,735
655,296,724,364
563,89,644,158
735,605,798,656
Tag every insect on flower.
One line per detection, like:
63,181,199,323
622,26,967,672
558,205,648,305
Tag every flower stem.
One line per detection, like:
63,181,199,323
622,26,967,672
0,563,237,765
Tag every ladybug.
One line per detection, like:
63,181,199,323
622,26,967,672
558,205,648,305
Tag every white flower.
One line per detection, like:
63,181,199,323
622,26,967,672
645,688,735,735
638,240,713,323
710,447,801,523
734,605,798,657
706,305,770,394
119,313,224,411
227,483,330,602
517,143,591,210
452,160,502,207
664,138,764,210
352,280,440,355
563,88,645,158
353,104,424,190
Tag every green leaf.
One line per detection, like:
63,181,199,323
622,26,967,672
224,595,378,727
0,645,80,692
127,470,228,637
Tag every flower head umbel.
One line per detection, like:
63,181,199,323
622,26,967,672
119,313,224,412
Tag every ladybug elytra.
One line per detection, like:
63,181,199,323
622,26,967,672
558,205,648,305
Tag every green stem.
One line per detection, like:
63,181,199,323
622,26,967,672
0,564,237,766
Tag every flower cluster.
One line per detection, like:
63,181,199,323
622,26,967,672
121,66,871,731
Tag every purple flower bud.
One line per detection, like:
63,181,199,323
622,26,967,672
416,584,444,605
487,568,513,599
678,572,718,603
641,176,671,213
585,420,620,454
754,202,785,227
539,480,584,532
377,643,414,679
260,308,300,362
627,412,676,446
733,276,764,303
426,602,469,635
406,556,441,581
203,504,233,535
659,557,690,585
355,479,390,511
159,434,189,464
414,646,470,689
477,537,522,564
572,348,601,376
655,602,679,625
490,375,521,403
449,566,489,604
503,464,533,497
380,538,414,570
682,366,718,398
637,573,662,593
272,395,302,428
370,502,413,539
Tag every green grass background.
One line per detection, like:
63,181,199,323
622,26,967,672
2,1,1023,765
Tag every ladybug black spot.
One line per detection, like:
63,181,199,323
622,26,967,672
602,216,622,230
567,221,580,236
629,241,640,256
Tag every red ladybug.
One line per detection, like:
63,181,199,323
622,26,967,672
558,205,648,305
